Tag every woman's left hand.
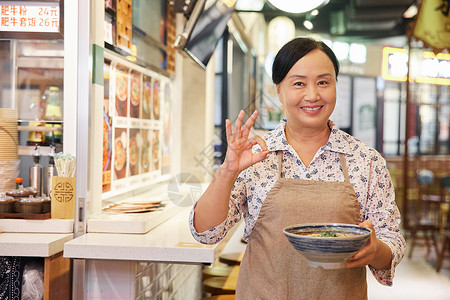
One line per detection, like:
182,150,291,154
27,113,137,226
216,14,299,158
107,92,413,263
346,220,391,270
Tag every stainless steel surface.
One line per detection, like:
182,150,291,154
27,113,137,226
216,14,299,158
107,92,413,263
43,165,56,197
29,164,42,197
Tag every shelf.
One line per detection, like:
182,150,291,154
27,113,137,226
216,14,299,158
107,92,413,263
18,126,63,132
18,120,63,124
19,145,52,156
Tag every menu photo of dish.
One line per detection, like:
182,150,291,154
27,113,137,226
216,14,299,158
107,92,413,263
142,75,152,119
151,129,160,172
128,129,142,176
102,109,112,192
130,70,141,119
141,129,151,173
113,127,128,180
161,82,172,175
115,64,129,117
152,79,160,120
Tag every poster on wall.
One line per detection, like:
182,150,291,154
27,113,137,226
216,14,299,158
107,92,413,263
352,77,376,148
103,61,112,193
152,79,161,120
103,51,172,199
115,64,129,117
161,82,172,175
128,128,141,176
142,75,152,119
113,127,128,180
130,70,141,119
151,129,160,172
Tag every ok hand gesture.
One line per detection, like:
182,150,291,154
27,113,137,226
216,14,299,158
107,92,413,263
221,110,269,177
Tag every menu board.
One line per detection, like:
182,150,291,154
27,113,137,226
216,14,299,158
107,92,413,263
0,1,63,39
102,51,172,198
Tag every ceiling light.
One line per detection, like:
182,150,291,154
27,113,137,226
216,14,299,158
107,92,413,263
403,4,418,18
267,0,329,14
332,41,349,61
268,16,296,53
349,43,367,64
235,0,265,11
303,20,314,30
310,9,319,16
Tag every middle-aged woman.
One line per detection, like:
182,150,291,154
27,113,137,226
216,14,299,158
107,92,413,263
189,37,406,299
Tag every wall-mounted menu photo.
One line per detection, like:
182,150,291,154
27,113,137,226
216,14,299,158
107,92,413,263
141,129,151,173
115,64,129,117
129,128,141,176
142,75,152,119
114,127,127,180
130,70,141,119
152,79,160,120
162,82,172,175
151,129,160,171
103,60,112,193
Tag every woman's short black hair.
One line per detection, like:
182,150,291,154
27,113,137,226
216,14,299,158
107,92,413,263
272,37,340,84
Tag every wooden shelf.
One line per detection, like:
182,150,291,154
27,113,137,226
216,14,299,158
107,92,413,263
19,146,52,156
18,126,63,132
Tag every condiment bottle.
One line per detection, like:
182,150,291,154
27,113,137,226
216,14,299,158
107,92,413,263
43,145,57,196
15,178,23,189
29,145,42,196
44,86,62,121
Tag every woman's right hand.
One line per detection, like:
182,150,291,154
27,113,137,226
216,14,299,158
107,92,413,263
221,110,269,177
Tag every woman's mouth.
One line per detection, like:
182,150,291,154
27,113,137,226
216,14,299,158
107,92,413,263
301,106,323,111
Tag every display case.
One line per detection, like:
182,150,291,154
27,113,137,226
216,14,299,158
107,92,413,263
0,39,64,210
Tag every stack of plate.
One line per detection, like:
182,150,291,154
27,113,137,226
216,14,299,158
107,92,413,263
0,108,19,192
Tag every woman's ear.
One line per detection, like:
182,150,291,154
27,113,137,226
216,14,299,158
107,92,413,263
275,84,281,96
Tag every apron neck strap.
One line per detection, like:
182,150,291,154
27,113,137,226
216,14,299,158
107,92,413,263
339,153,351,183
277,151,283,178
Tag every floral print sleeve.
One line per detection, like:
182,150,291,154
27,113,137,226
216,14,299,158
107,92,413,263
363,153,406,286
189,172,247,245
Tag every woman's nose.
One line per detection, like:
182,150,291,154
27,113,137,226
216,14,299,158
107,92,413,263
304,85,320,101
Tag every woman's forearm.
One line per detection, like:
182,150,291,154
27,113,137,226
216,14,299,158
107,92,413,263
193,165,239,233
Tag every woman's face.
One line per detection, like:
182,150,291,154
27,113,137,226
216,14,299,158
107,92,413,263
276,49,337,132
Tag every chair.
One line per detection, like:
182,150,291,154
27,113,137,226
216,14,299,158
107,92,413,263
408,170,442,259
436,175,450,272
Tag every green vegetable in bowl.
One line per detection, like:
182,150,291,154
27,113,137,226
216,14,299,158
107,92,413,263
320,231,337,237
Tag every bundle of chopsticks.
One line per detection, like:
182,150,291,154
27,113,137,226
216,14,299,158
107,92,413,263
54,153,76,177
103,201,163,214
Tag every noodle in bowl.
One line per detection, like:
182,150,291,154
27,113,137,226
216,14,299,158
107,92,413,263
283,223,371,269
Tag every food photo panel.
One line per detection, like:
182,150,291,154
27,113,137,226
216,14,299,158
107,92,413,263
141,129,151,174
113,127,128,180
115,64,129,117
142,75,152,119
103,60,112,192
151,129,160,172
152,78,160,120
130,70,141,119
128,128,141,176
161,82,172,175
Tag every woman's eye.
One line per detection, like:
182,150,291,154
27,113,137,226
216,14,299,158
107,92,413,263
318,81,328,85
293,82,304,86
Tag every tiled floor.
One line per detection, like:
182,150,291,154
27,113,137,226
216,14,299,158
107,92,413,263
367,236,450,300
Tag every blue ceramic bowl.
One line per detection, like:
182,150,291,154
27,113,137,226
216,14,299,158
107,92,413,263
283,223,371,269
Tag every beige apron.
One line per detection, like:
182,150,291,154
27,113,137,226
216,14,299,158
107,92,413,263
236,152,367,300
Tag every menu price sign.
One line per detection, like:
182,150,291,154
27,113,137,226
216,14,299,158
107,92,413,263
0,0,63,39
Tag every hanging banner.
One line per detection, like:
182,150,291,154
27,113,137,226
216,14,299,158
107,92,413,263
413,0,450,50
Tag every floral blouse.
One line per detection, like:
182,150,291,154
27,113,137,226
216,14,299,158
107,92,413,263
190,119,406,286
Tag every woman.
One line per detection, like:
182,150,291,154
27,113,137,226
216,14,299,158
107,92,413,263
190,37,405,299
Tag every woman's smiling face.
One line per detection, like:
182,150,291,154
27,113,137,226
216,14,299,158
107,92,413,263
276,49,337,132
